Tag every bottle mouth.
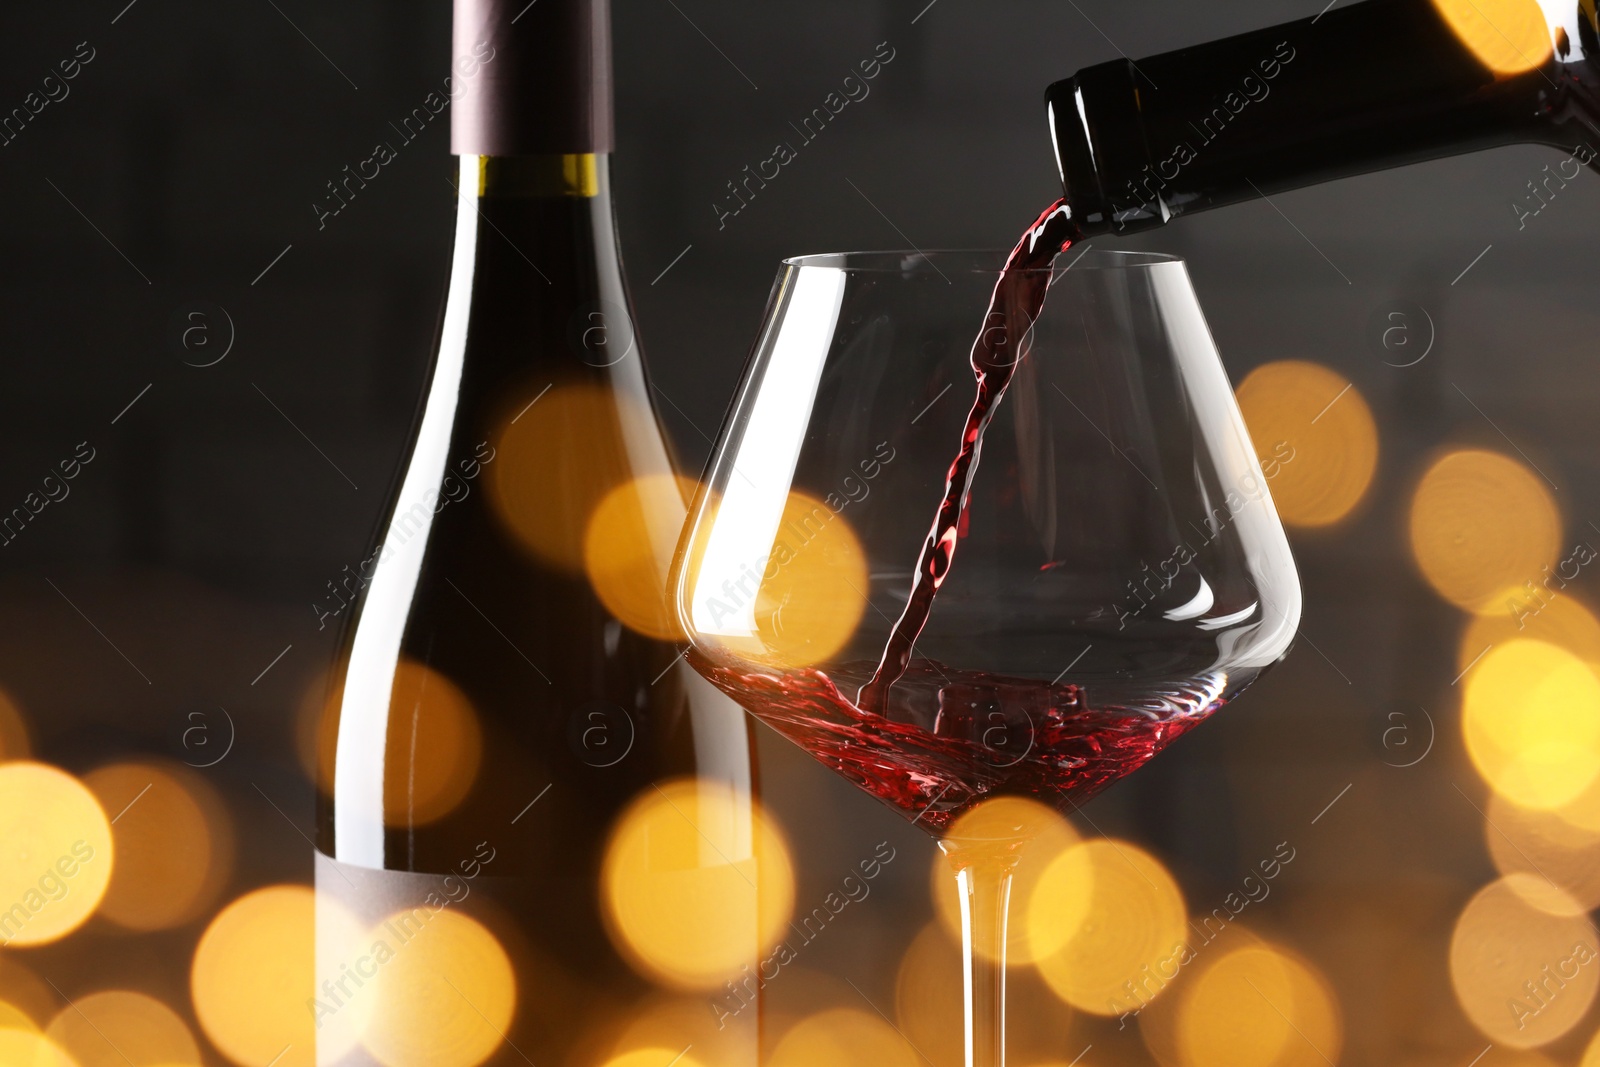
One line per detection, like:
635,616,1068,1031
781,249,1183,274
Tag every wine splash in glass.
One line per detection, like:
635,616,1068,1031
674,207,1300,1067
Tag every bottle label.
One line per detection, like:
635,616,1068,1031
313,847,762,1067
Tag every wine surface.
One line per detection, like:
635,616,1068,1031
703,657,1222,830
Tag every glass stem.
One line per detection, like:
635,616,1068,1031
942,840,1020,1067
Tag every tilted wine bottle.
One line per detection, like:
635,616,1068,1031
312,3,778,1065
1045,0,1600,235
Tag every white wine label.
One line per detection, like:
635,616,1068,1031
314,847,763,1067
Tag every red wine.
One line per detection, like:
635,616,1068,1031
857,199,1080,713
702,657,1222,830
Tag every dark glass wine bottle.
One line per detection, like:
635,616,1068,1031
1046,0,1600,235
312,3,770,1065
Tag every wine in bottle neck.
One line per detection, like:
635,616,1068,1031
1046,0,1600,236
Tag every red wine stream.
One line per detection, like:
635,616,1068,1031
859,199,1079,710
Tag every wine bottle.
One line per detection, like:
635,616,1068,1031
312,3,772,1065
1045,0,1600,236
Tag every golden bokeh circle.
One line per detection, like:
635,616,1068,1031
768,1008,920,1067
696,490,870,669
1235,360,1378,527
0,1030,77,1067
1031,839,1188,1016
1582,1023,1600,1066
584,474,698,640
605,993,761,1067
1463,639,1600,810
306,660,483,825
1450,873,1598,1048
1459,590,1600,674
1410,449,1561,612
1160,941,1342,1067
0,958,54,1032
931,798,1079,964
378,661,483,826
363,908,516,1067
894,921,1077,1066
1485,789,1600,913
488,382,673,572
84,761,233,932
295,661,342,795
602,778,794,990
45,990,200,1067
598,1050,709,1067
1431,0,1553,74
0,687,31,763
0,762,113,947
192,885,366,1067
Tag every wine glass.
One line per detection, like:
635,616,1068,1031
672,247,1300,1067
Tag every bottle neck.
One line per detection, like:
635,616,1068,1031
1048,0,1600,236
450,151,671,472
466,151,612,202
452,0,614,156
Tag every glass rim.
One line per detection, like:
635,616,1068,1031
780,248,1184,274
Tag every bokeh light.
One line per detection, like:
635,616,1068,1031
1410,449,1561,612
378,660,482,826
45,990,200,1067
192,885,367,1067
0,1030,77,1067
1450,873,1598,1048
1148,941,1342,1067
894,921,1077,1066
602,777,794,990
1459,589,1600,673
604,995,755,1067
1462,639,1600,810
308,659,483,825
767,1009,919,1067
363,908,515,1067
584,473,698,640
0,761,113,946
489,382,674,572
1582,1023,1600,1065
933,797,1080,964
1030,838,1187,1015
1234,360,1378,527
0,953,57,1028
1486,789,1600,912
0,686,31,762
295,661,343,794
598,1050,708,1067
84,761,233,931
691,490,870,669
1431,0,1553,74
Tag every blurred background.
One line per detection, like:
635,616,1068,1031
0,0,1594,1065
